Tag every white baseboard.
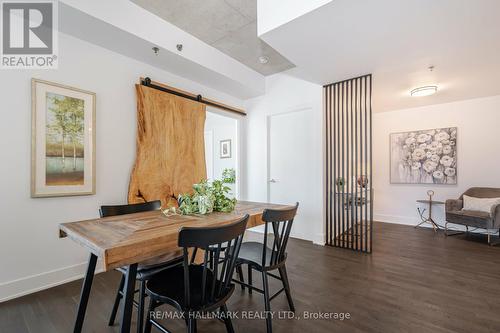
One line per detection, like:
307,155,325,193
0,260,104,303
247,225,324,245
248,225,266,233
374,214,500,234
312,233,325,246
374,213,421,226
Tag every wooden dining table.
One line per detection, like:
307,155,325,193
58,201,293,333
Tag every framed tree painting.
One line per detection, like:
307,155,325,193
390,127,457,184
31,79,96,197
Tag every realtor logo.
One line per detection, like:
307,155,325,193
1,0,58,69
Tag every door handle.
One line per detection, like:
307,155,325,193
268,179,277,183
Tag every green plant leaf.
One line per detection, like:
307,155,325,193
177,177,236,215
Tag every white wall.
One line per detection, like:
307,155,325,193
205,111,238,195
0,32,243,302
373,95,500,226
241,74,324,244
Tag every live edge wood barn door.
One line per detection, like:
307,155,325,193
128,84,207,207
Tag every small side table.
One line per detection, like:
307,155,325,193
416,200,445,232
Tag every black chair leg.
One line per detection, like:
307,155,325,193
108,274,125,326
209,251,214,270
187,317,197,333
120,263,138,333
262,271,273,333
221,304,235,333
137,281,146,333
247,264,253,295
236,265,245,291
278,266,295,312
143,298,154,333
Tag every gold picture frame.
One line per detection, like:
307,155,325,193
31,79,96,197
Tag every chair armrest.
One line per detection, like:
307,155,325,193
491,204,500,228
446,199,463,212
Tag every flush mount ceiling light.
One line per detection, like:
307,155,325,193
258,56,269,64
410,85,438,97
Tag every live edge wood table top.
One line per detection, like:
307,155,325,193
59,201,293,271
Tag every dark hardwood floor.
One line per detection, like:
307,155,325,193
2,222,500,333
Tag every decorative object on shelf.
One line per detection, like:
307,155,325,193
31,79,96,197
336,177,345,191
390,127,457,184
337,191,370,209
220,139,232,159
222,168,236,184
178,179,236,215
161,206,178,217
357,175,369,188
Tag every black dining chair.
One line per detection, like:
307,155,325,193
207,246,246,291
232,203,299,333
144,214,249,333
99,201,183,333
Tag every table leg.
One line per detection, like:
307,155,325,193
74,253,98,333
120,263,138,333
417,207,427,221
416,204,440,232
429,204,435,231
429,218,440,231
415,219,428,228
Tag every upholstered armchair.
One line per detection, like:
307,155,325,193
445,187,500,245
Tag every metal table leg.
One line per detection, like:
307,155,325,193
416,206,440,232
74,253,98,333
120,263,138,333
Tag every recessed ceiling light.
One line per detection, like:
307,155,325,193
410,85,438,97
258,56,269,64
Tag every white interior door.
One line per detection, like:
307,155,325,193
268,108,315,241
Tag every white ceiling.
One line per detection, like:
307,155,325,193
260,0,500,112
59,0,266,100
131,0,295,76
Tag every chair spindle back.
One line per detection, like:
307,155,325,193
178,214,249,309
99,200,161,218
262,203,299,268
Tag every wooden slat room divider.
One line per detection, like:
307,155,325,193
324,74,373,253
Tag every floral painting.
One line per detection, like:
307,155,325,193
390,127,457,184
